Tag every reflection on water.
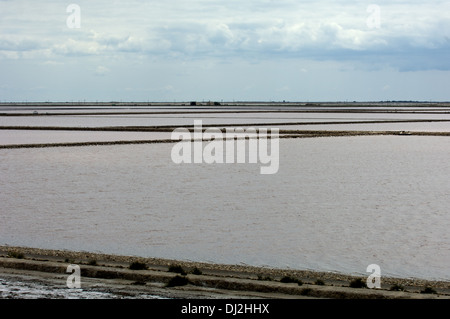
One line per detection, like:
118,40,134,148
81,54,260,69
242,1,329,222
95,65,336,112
0,136,449,280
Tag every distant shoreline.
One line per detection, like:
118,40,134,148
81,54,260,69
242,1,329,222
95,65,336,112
1,101,450,107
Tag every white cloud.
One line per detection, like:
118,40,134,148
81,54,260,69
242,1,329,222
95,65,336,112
0,1,448,65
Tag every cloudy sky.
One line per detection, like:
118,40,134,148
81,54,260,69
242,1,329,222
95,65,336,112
1,0,449,102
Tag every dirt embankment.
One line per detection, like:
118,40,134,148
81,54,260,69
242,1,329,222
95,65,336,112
0,246,448,299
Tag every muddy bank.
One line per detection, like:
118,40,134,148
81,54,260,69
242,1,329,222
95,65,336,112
0,246,448,299
1,127,449,149
2,119,450,131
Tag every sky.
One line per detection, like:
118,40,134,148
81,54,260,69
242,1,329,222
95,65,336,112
0,0,449,102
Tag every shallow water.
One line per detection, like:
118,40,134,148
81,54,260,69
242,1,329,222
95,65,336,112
279,121,450,132
0,136,449,281
0,276,163,299
2,104,450,114
0,130,172,145
2,111,450,128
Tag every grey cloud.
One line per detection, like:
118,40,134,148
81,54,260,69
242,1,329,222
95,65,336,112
1,0,448,70
0,37,44,51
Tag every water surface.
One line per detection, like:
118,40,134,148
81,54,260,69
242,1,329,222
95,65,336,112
1,136,448,280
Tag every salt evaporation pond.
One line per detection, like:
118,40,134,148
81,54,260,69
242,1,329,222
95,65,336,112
279,121,450,132
2,111,450,128
1,136,449,281
0,130,172,145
